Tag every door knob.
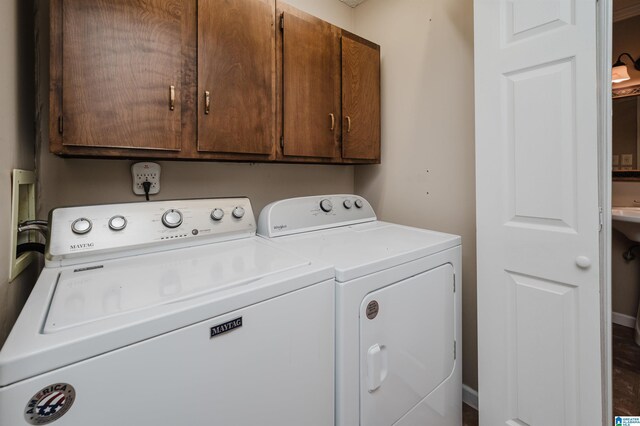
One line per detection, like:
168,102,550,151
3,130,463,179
575,256,592,269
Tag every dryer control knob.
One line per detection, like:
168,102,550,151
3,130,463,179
71,218,92,234
162,209,183,228
211,208,224,221
354,199,364,209
320,199,333,212
343,200,353,209
232,206,245,219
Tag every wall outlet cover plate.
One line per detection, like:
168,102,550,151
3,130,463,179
131,162,161,196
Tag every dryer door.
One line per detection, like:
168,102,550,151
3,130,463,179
359,263,455,426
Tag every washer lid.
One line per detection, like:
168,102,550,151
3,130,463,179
0,238,332,386
268,221,461,282
44,238,309,333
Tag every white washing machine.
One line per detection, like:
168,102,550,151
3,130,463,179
258,194,462,426
0,198,335,426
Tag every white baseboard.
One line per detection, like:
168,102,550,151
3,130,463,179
612,311,636,329
463,384,478,410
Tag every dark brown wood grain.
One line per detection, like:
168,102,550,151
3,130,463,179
341,33,380,161
280,6,341,159
197,0,275,156
60,0,184,150
50,0,63,151
49,0,380,164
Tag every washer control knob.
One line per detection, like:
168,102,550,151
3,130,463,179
232,206,245,219
162,209,183,228
211,208,225,221
108,215,127,231
343,199,353,209
71,218,92,234
320,199,333,212
354,199,364,209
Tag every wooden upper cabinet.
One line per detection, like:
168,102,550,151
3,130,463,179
281,9,341,159
50,0,379,163
341,34,381,161
197,0,275,155
57,0,184,151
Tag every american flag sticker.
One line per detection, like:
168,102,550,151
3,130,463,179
24,383,76,425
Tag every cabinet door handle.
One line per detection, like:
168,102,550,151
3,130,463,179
346,116,351,133
205,91,211,115
329,113,335,131
169,85,175,111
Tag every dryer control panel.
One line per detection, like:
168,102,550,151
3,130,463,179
257,195,376,238
47,198,256,266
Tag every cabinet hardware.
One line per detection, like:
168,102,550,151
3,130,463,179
280,14,284,30
280,136,284,149
169,85,175,111
205,91,211,115
346,116,351,133
329,113,335,131
58,116,63,134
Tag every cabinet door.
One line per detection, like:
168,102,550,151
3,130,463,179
61,0,183,151
342,35,380,161
282,11,341,159
197,0,275,155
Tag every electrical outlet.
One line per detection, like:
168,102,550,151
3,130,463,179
612,155,619,166
622,154,633,166
131,162,161,196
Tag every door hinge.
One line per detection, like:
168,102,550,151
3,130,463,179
599,207,603,232
454,341,457,360
280,14,284,30
280,135,284,149
58,116,63,134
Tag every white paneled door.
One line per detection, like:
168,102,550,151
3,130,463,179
474,0,603,424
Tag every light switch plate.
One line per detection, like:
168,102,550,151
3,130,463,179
131,162,161,196
612,155,619,166
622,154,633,166
9,169,36,281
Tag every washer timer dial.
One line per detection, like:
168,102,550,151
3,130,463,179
211,208,225,221
162,209,183,228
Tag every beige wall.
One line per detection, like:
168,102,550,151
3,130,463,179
352,0,477,389
0,0,39,347
611,14,640,319
612,97,639,169
36,0,356,219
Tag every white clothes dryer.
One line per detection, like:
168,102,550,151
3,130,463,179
0,198,335,426
258,194,462,426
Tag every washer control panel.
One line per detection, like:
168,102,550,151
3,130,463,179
48,198,255,265
257,194,376,238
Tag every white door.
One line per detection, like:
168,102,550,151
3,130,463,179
474,0,603,424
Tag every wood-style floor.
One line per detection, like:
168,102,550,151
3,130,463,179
463,403,479,426
462,323,640,425
613,323,640,416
